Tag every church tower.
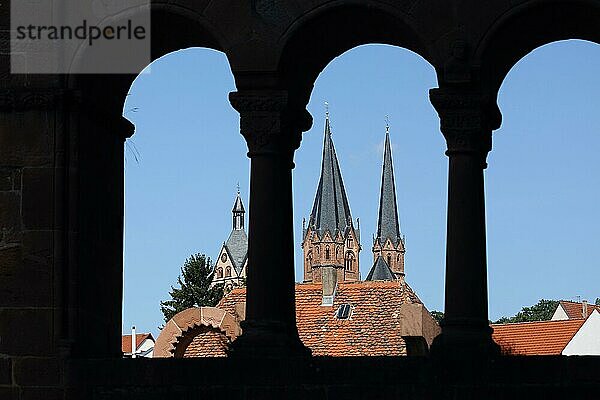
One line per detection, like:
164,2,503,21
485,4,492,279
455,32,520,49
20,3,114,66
302,111,361,283
367,123,406,281
212,189,248,291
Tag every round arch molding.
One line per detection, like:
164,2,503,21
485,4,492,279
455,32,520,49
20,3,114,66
276,1,438,107
475,0,600,94
68,3,231,118
154,307,241,358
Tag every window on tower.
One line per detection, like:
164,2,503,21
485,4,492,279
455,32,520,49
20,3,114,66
225,266,231,277
325,246,330,260
345,252,354,271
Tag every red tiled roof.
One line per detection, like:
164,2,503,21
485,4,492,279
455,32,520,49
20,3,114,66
558,301,600,319
215,280,438,357
491,319,584,355
122,333,154,354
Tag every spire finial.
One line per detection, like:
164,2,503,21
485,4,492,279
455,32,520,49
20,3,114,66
236,182,240,195
325,101,329,119
385,115,390,134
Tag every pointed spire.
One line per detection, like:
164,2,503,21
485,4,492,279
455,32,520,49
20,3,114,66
376,121,401,247
232,188,245,230
366,255,395,281
308,109,353,237
232,188,245,213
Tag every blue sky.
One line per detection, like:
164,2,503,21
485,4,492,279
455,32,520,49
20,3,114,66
123,40,600,336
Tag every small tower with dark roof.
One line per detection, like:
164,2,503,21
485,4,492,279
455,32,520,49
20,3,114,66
232,186,245,230
213,189,248,290
367,122,406,281
302,110,361,283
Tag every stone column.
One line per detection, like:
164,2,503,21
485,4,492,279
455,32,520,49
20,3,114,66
228,90,311,357
429,88,500,357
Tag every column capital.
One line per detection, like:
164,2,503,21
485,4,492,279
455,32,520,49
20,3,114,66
229,90,312,159
429,88,501,163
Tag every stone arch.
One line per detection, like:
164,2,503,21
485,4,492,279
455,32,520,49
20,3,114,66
62,5,235,356
154,307,241,358
277,2,437,107
475,0,600,94
69,4,229,121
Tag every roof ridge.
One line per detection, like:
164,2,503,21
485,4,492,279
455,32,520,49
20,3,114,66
560,299,600,305
491,319,585,327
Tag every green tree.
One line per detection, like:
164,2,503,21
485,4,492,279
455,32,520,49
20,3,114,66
494,299,559,324
430,310,444,324
595,298,600,306
160,253,224,322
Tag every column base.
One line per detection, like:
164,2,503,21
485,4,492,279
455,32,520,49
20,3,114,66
430,319,500,359
228,320,312,358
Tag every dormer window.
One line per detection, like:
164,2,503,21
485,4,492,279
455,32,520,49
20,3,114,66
336,304,353,319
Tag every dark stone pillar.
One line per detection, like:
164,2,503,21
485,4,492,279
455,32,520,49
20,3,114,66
429,88,501,358
228,90,311,357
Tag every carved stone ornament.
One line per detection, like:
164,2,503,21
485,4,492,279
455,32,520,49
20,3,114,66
253,0,291,27
429,88,498,156
0,89,72,112
229,90,306,156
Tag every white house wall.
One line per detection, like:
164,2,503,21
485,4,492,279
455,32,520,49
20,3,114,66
562,310,600,355
138,338,155,358
551,305,569,321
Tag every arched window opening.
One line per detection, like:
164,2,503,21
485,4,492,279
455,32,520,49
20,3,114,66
325,246,330,260
488,40,600,337
122,47,241,337
225,266,231,278
345,252,354,271
295,43,444,327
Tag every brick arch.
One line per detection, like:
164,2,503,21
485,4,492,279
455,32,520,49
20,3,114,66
154,307,241,358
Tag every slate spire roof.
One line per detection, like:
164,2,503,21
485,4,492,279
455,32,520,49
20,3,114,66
365,256,395,281
308,112,353,237
226,192,248,274
232,189,245,213
376,124,402,247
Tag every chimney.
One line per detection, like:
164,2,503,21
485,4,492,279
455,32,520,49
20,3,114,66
321,266,337,306
583,300,589,318
131,325,137,358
